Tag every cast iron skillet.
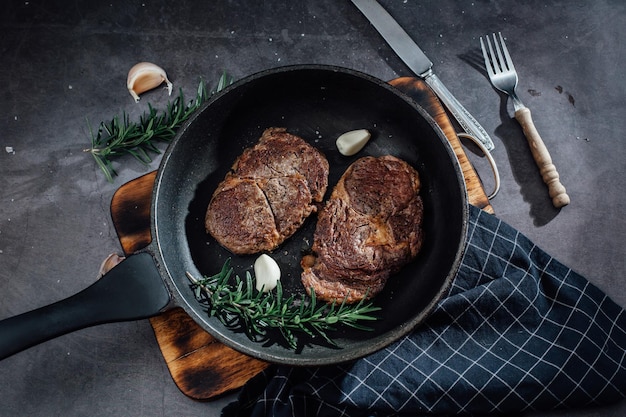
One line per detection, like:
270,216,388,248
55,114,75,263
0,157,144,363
0,65,468,365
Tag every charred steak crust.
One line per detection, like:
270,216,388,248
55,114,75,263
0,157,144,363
301,155,424,303
205,127,329,255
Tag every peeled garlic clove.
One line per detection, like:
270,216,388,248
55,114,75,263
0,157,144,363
336,129,371,156
254,254,281,293
127,62,173,103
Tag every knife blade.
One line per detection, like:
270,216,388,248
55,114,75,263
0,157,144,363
351,0,495,151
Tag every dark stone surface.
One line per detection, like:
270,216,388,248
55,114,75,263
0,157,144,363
1,0,624,415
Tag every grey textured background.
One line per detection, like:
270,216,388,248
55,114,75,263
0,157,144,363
1,1,625,416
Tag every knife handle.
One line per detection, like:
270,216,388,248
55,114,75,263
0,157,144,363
423,72,495,151
514,107,570,208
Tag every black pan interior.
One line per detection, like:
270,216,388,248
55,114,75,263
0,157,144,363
152,65,468,365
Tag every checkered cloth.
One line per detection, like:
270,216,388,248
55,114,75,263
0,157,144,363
223,205,626,416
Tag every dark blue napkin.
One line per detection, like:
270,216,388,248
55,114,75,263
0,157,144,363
223,205,626,416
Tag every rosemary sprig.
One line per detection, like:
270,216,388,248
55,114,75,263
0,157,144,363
86,73,232,182
186,259,381,350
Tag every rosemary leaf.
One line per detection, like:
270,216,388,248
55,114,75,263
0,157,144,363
86,72,232,182
187,260,381,350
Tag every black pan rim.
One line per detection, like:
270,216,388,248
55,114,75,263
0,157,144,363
151,64,469,366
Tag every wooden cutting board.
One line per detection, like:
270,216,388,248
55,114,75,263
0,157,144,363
109,77,493,401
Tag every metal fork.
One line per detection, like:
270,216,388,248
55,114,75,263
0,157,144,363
480,32,569,208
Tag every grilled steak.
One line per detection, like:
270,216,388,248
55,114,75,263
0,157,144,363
205,127,329,254
301,155,424,303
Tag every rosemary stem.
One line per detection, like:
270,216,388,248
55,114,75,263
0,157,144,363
88,73,232,182
186,263,381,350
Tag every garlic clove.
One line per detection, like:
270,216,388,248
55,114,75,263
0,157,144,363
254,254,281,293
97,253,126,278
336,129,371,156
127,62,173,103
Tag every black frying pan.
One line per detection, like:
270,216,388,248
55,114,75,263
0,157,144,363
0,65,468,365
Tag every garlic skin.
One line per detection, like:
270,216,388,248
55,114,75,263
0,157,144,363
336,129,371,156
127,62,173,103
254,254,281,293
97,253,126,278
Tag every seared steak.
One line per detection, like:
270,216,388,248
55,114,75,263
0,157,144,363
205,127,329,254
301,155,424,303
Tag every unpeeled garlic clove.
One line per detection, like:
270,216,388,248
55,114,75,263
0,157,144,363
127,62,173,103
97,253,126,278
254,254,281,293
336,129,371,156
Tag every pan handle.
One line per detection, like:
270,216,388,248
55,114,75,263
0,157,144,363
0,252,170,360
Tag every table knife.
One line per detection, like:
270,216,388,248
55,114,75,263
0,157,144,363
351,0,495,152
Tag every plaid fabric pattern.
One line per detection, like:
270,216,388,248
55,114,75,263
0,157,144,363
223,205,626,416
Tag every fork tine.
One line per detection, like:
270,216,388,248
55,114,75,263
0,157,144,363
496,32,516,72
491,33,508,72
489,33,505,74
485,34,501,74
480,37,495,78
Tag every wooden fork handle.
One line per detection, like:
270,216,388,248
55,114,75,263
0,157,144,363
514,107,570,208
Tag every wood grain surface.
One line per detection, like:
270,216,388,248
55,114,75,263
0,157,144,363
389,77,493,213
109,77,492,401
